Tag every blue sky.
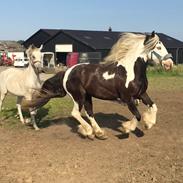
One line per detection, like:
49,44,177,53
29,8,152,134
0,0,183,41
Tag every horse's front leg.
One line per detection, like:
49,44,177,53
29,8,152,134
122,98,140,133
139,92,158,129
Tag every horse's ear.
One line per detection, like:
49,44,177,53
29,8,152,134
39,44,43,50
151,31,155,38
26,44,34,57
144,31,156,45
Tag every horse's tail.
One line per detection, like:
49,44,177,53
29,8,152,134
21,71,67,110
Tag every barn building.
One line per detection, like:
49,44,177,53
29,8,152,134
23,29,183,66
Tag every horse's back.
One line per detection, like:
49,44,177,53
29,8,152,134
0,67,38,97
64,63,124,100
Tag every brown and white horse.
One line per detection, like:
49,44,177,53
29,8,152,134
22,32,174,138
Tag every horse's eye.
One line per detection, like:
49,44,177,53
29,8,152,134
32,55,36,60
157,46,161,50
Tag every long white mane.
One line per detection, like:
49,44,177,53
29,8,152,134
104,33,159,63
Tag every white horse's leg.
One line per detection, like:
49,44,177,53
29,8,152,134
0,91,7,111
71,102,94,139
29,108,39,131
83,95,107,139
16,97,25,124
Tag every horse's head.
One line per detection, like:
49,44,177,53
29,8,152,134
26,44,43,68
145,31,174,70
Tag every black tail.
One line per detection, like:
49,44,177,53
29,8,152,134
22,71,67,110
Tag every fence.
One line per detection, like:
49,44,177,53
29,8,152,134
167,48,183,64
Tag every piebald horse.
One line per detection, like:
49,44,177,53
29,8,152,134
22,32,174,138
0,45,42,130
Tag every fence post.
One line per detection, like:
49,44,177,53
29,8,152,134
176,48,179,65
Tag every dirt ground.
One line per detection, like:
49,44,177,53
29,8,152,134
0,88,182,183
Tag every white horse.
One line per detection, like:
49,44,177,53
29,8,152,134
0,45,43,130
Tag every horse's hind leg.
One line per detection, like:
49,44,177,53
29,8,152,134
16,96,25,123
29,108,39,131
0,91,7,111
84,94,108,140
71,98,94,139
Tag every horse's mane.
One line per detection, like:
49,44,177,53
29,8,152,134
104,32,159,63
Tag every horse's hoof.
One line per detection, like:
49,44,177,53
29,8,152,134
121,119,137,134
25,118,31,124
121,126,130,134
15,114,19,119
77,125,87,136
87,133,95,140
77,131,94,140
95,131,108,140
141,119,155,130
143,123,154,130
96,134,108,140
77,125,94,140
21,121,25,124
34,127,40,131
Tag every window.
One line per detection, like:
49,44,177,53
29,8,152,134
104,36,111,40
84,36,92,39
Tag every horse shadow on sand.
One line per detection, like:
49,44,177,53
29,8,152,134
38,109,144,139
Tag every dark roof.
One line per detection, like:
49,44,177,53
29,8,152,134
40,29,60,37
61,30,121,49
23,29,60,47
27,29,183,50
156,33,183,48
64,30,183,49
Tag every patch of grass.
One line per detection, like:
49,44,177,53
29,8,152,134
42,96,73,119
0,95,73,129
0,95,22,129
147,64,183,77
148,76,183,91
147,65,183,91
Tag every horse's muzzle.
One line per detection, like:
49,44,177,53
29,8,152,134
162,59,174,70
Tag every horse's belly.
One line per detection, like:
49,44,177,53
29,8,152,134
6,81,30,96
7,86,27,97
87,88,118,100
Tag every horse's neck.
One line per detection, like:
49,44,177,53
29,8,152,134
25,63,41,87
134,57,148,81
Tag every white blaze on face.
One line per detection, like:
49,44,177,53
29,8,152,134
32,49,42,62
102,72,115,80
151,41,174,70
